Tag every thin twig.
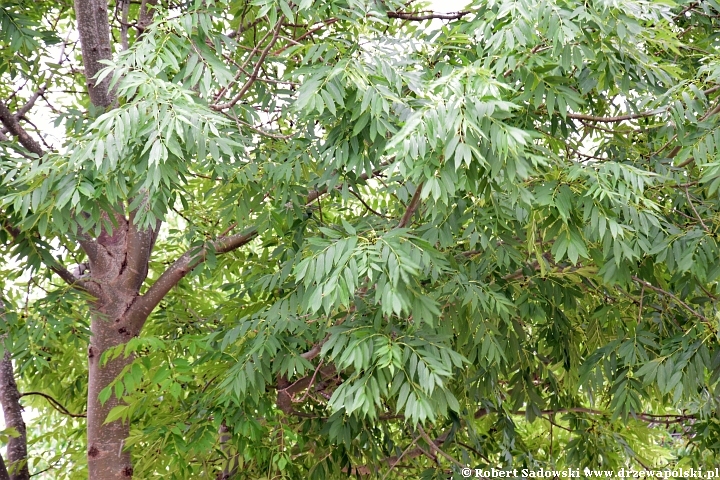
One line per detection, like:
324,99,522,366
387,10,471,21
212,21,284,111
380,434,420,480
295,360,323,404
631,276,712,329
684,187,710,233
348,188,388,218
20,391,86,418
568,110,662,123
416,424,464,468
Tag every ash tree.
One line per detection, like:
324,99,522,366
1,0,720,478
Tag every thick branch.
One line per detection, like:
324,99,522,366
120,0,130,50
416,425,463,468
49,265,95,294
132,163,391,329
0,101,43,157
280,365,337,398
215,422,238,480
137,0,158,32
300,334,330,361
123,209,161,292
126,228,258,330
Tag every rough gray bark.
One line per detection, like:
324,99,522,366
0,352,29,480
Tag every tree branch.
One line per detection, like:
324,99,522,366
272,18,339,56
684,187,710,233
212,21,284,111
398,183,423,228
567,110,662,123
0,100,43,157
215,422,238,480
49,265,92,293
129,164,391,335
137,0,158,32
387,10,471,21
415,425,463,468
74,0,115,108
122,207,161,293
19,391,86,418
381,434,420,480
300,334,330,361
348,187,388,218
126,228,259,330
631,276,713,329
474,406,697,424
213,21,278,103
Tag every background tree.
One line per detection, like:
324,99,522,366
2,0,720,478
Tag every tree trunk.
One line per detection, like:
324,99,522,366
73,0,114,109
0,352,29,480
86,310,135,479
82,216,158,479
72,0,156,476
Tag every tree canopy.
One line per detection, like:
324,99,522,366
2,0,720,478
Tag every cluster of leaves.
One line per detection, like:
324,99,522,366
4,0,720,478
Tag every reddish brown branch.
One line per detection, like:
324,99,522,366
398,183,423,228
49,265,92,293
126,227,259,331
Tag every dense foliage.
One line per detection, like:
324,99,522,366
2,0,720,478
